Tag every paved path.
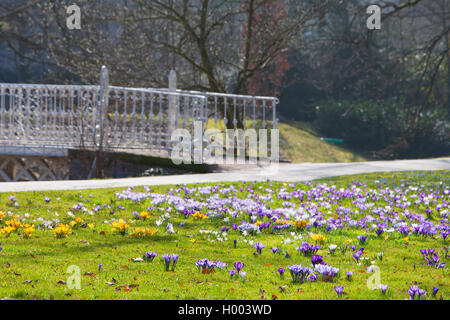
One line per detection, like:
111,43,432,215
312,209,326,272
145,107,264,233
0,158,448,193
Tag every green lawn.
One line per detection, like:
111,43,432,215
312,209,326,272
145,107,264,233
0,171,448,300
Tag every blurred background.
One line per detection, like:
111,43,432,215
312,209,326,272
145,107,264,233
0,0,449,163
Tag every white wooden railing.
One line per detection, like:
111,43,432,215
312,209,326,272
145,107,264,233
0,66,279,155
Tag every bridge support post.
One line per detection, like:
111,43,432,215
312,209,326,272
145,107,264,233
94,65,110,179
168,70,177,140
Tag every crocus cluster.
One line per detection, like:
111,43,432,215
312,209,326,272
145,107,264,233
287,265,313,283
253,242,266,254
314,264,339,281
420,249,446,268
195,259,226,273
143,251,158,262
162,254,179,271
229,262,246,279
296,242,321,257
407,285,426,300
357,235,367,245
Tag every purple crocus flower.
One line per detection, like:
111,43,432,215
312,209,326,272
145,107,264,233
98,263,103,272
378,284,389,294
278,268,285,277
346,271,353,280
334,286,344,298
171,254,179,265
441,231,448,241
309,274,318,282
432,287,439,297
253,242,266,254
311,254,323,266
221,226,230,232
162,254,171,271
44,197,51,203
353,251,363,263
234,262,244,273
271,247,279,254
357,235,367,244
229,270,237,279
143,251,158,262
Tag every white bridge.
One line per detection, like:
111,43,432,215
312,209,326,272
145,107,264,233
0,66,279,181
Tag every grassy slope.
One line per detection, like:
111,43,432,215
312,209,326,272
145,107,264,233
205,119,366,163
0,171,448,300
278,121,366,163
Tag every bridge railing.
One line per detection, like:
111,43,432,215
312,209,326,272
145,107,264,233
157,88,279,131
0,83,100,148
103,85,206,150
0,66,279,155
0,83,206,152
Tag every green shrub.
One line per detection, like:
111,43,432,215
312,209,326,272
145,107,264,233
314,98,449,157
314,99,404,150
